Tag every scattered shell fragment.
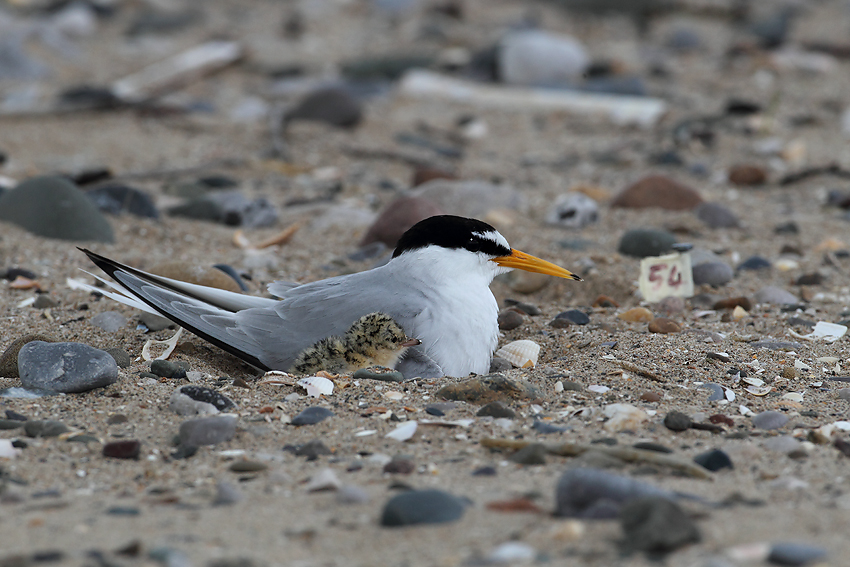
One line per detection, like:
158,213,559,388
385,420,417,441
141,327,184,361
782,392,804,403
258,371,296,386
495,340,540,368
602,403,648,432
742,376,765,387
732,305,748,320
9,276,40,290
234,222,302,250
789,321,847,342
297,376,334,397
745,385,772,396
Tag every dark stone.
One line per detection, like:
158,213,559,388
509,443,547,465
774,221,799,235
0,334,54,378
498,309,524,330
0,419,24,429
694,449,733,471
692,261,734,287
425,406,445,416
552,309,590,326
737,256,772,272
19,341,119,393
383,458,416,474
472,466,497,476
381,489,467,527
618,229,676,258
291,407,334,426
663,411,692,432
0,176,114,242
24,420,70,437
175,385,236,412
285,87,363,128
620,497,701,553
150,359,187,379
476,401,516,418
795,273,825,286
103,440,141,459
352,368,404,382
437,374,543,404
503,300,541,316
86,184,159,219
283,439,332,460
767,542,828,566
555,468,671,519
3,267,37,281
103,347,131,368
632,442,673,454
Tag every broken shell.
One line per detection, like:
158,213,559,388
742,376,765,387
297,376,334,397
495,340,540,368
141,327,184,361
385,420,417,441
782,392,804,403
745,385,772,396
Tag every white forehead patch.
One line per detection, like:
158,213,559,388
472,230,510,250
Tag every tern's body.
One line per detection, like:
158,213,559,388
82,215,580,379
292,312,419,375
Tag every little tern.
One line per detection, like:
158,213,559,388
80,215,581,379
292,312,420,375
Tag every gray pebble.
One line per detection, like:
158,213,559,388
488,357,513,373
138,312,173,332
19,341,119,393
767,542,827,566
618,229,676,258
503,300,541,316
90,311,127,333
170,385,236,416
337,484,370,505
762,435,800,454
291,406,334,426
752,410,789,430
475,401,516,418
551,309,590,327
692,262,734,287
213,481,244,506
498,309,524,331
701,383,726,401
754,286,798,305
509,443,548,465
499,29,588,86
32,295,59,309
737,255,772,272
103,347,131,368
178,415,237,447
352,368,403,382
838,388,850,401
0,418,24,430
86,183,159,219
663,411,692,432
555,468,672,518
546,192,599,229
693,449,733,471
620,497,701,553
380,489,466,527
695,202,739,228
24,420,70,437
150,359,187,379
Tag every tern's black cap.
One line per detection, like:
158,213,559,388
392,215,511,258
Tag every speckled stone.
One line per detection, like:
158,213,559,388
18,341,119,393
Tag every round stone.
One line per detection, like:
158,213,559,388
663,411,692,432
291,406,334,426
380,489,466,527
612,175,703,211
618,229,676,258
498,309,524,331
752,410,789,430
18,341,119,393
692,262,734,286
693,448,733,471
648,318,681,334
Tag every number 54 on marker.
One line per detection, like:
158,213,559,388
638,252,694,302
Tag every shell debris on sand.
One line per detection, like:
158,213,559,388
495,340,540,368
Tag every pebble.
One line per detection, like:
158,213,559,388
737,256,772,272
150,359,187,379
503,299,541,316
32,295,59,308
648,317,681,334
498,29,588,86
414,179,526,220
168,192,278,228
611,175,703,211
284,87,362,128
380,489,467,527
657,296,685,314
728,164,768,186
692,262,734,286
291,407,334,426
0,334,54,378
754,286,798,305
545,192,599,229
618,307,654,323
213,481,243,506
752,411,789,430
436,374,543,404
0,176,114,242
283,440,332,460
713,297,753,311
620,497,701,553
476,401,516,418
19,341,119,393
138,312,173,332
618,229,676,258
489,357,513,373
532,421,567,434
487,542,537,563
178,415,237,447
701,383,726,401
90,311,127,333
472,466,497,476
497,309,524,330
359,196,445,248
633,441,672,453
306,468,342,492
169,385,236,416
640,391,661,402
384,457,416,474
663,411,692,431
693,449,733,471
0,419,23,430
24,420,70,438
554,468,671,518
337,484,370,505
767,542,827,566
695,202,740,228
352,368,404,382
86,184,159,219
551,309,590,327
103,440,141,460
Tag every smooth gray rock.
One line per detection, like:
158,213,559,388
692,261,734,287
18,341,119,393
555,468,672,518
0,176,114,242
695,202,739,228
291,406,334,426
752,411,789,430
90,311,127,333
498,30,589,86
754,286,798,305
618,229,676,258
380,489,466,527
546,192,599,229
178,415,237,447
768,542,827,566
620,497,701,553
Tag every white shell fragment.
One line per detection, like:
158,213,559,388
745,385,772,396
602,403,648,432
495,340,540,368
297,376,334,397
306,468,342,492
789,321,848,342
385,420,417,441
141,327,184,361
742,376,765,387
782,392,804,403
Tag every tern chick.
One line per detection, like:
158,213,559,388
291,312,420,375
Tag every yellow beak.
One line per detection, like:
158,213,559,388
492,249,582,281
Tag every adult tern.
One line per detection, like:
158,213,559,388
81,215,581,378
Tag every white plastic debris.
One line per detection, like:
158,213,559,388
789,321,847,342
0,439,21,459
385,420,417,441
306,468,341,492
398,69,667,128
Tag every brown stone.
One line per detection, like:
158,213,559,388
149,262,241,292
728,164,767,186
657,296,685,315
708,414,734,426
713,296,753,311
0,334,55,378
412,167,456,187
498,309,524,331
611,175,703,211
359,196,445,248
618,307,654,323
648,317,681,334
640,391,662,402
593,295,619,308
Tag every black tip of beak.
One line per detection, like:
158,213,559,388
572,274,583,282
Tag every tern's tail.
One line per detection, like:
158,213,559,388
79,248,277,370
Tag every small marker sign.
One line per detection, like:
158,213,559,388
638,252,694,302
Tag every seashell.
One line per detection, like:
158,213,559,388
495,340,540,368
745,385,772,396
782,392,804,403
297,376,334,397
587,385,609,393
141,327,184,361
742,376,764,387
385,420,417,441
383,391,404,401
602,403,648,432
